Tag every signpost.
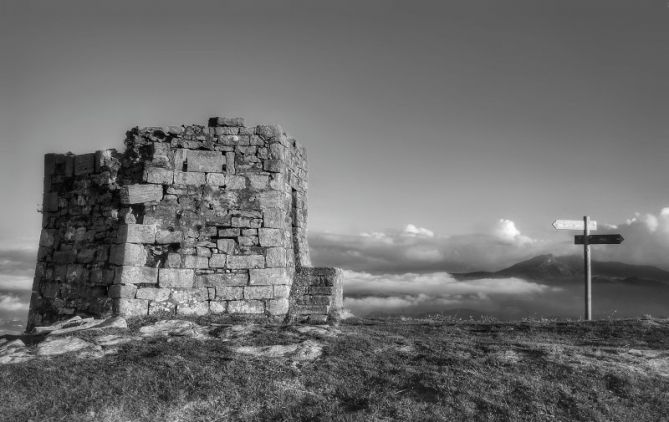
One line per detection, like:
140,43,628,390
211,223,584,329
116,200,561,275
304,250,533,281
552,219,597,231
553,216,624,320
574,234,624,245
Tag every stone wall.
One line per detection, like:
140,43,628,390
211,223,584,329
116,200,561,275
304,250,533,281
28,117,341,330
288,267,344,324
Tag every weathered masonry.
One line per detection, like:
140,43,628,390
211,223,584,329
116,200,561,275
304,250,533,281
28,117,342,330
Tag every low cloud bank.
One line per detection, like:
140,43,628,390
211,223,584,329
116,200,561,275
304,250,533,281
0,293,29,312
342,269,562,318
0,292,30,334
0,274,33,291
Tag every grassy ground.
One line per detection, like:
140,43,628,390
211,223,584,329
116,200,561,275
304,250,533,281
1,316,668,421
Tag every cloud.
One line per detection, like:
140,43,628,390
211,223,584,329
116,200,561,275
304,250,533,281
492,219,534,245
0,293,29,313
593,207,669,270
0,248,36,278
0,274,33,291
0,247,36,291
344,270,551,297
341,269,561,318
311,220,555,273
402,224,434,238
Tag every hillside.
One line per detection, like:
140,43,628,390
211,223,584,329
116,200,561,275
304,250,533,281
455,254,669,284
1,315,668,421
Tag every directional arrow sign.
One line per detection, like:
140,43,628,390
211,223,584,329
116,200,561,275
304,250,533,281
574,234,624,245
553,219,597,231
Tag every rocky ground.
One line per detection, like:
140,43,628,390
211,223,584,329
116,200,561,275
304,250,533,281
1,316,668,421
0,315,338,365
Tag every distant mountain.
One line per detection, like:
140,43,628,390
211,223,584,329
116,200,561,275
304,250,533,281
454,254,669,285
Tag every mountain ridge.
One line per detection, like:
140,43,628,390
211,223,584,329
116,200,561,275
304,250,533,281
454,254,669,284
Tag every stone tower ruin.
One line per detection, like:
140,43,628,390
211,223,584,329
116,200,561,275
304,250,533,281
28,117,342,330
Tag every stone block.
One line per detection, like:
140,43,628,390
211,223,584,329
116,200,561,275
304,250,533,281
255,124,283,140
66,264,87,283
268,298,289,315
227,255,265,269
256,191,286,209
205,173,226,186
44,153,58,176
64,155,74,176
186,150,225,173
249,268,290,285
306,295,331,305
114,266,159,285
174,149,187,169
216,286,244,300
273,285,291,298
263,208,285,229
247,173,269,189
218,228,240,237
183,255,209,269
170,288,208,304
199,273,249,287
156,230,183,244
148,301,176,315
108,284,138,299
216,239,236,254
225,175,246,189
74,153,96,176
307,286,333,295
209,254,227,268
244,285,273,300
145,167,173,184
226,152,235,174
209,301,226,313
43,192,60,212
297,305,330,314
231,216,251,227
109,243,147,266
166,253,181,268
266,247,287,267
159,269,194,288
269,174,285,190
39,229,56,247
177,302,210,316
227,300,264,314
119,224,156,244
197,246,212,257
113,299,148,317
167,126,183,135
215,117,245,127
174,171,205,185
120,184,163,204
258,228,284,247
135,287,171,301
53,250,77,264
308,314,328,324
238,236,256,247
76,249,96,264
263,159,285,173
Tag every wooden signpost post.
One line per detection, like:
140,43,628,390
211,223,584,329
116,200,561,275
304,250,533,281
552,216,624,320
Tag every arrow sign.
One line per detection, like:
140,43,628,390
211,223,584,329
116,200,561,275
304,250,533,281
553,219,597,231
574,234,624,245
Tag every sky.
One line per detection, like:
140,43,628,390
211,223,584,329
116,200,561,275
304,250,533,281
1,0,668,328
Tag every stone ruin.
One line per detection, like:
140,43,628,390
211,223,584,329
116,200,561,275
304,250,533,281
27,117,343,330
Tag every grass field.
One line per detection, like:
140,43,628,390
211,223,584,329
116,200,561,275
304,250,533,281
1,316,668,421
